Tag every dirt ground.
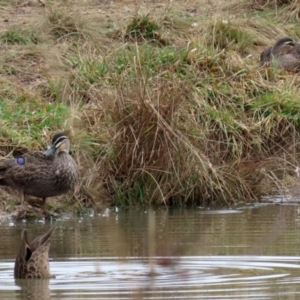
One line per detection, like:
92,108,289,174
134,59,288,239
0,0,213,91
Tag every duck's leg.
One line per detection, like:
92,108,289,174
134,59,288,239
20,192,29,210
14,193,39,220
40,198,55,217
21,193,37,211
26,198,50,219
40,198,46,212
40,198,59,218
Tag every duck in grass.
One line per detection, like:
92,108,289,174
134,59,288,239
259,37,300,71
14,227,55,279
0,132,79,216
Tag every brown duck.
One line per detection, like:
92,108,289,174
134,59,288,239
0,132,79,213
259,37,300,71
14,227,55,279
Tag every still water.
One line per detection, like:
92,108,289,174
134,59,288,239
1,203,300,299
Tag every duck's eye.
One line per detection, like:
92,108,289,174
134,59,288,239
16,157,25,165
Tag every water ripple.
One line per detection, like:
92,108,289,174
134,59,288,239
1,256,300,299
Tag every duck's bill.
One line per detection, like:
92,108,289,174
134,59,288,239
43,144,56,156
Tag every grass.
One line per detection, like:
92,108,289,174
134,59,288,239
123,14,168,46
0,27,39,45
0,0,300,210
46,6,88,40
0,93,70,147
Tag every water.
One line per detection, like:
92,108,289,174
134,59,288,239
1,204,300,299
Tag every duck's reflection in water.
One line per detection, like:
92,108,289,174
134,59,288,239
15,279,51,300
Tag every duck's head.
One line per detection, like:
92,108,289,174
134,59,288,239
43,132,70,156
272,37,294,56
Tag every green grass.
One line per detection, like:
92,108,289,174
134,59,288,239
0,27,39,45
45,6,93,42
0,95,69,147
125,14,161,41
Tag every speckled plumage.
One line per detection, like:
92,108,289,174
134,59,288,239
0,133,79,211
14,227,55,279
260,37,300,70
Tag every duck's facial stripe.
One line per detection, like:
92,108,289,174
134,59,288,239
54,136,67,148
16,157,25,165
52,132,67,144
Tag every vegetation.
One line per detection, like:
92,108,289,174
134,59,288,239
0,0,300,210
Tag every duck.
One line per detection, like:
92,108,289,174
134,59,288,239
259,37,300,71
0,132,79,214
14,227,55,279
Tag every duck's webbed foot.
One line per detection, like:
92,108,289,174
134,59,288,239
13,205,41,220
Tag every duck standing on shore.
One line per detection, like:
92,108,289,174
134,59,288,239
0,132,79,215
